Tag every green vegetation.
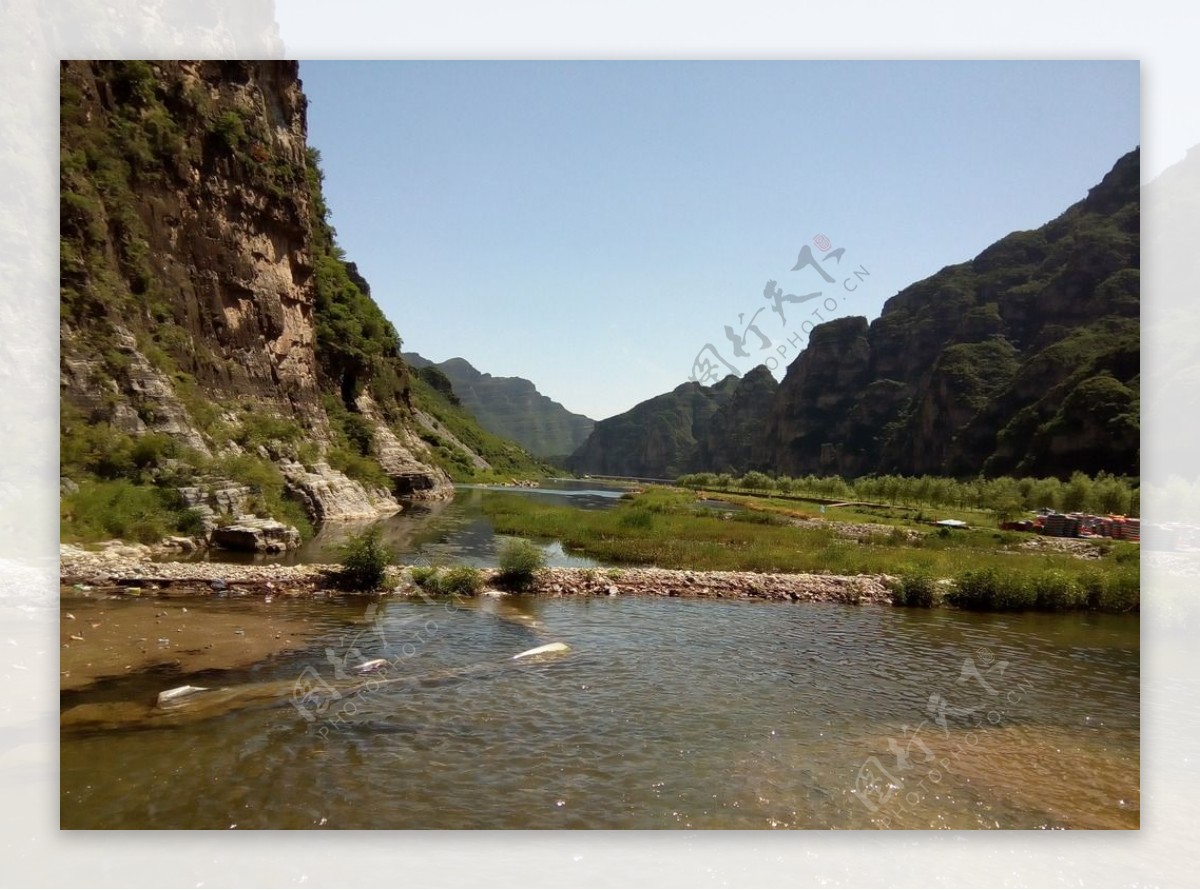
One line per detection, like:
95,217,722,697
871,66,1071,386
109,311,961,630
306,147,410,413
423,355,595,459
676,469,1138,517
943,566,1137,613
495,539,546,591
891,572,939,608
60,403,205,542
60,480,204,545
408,373,557,483
335,526,394,590
409,565,485,597
480,486,1138,612
212,452,314,540
60,400,317,543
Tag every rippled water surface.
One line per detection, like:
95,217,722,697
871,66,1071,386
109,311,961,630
60,596,1138,829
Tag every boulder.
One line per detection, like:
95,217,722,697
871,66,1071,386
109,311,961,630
210,518,301,553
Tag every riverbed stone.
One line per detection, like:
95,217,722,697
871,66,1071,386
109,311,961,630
209,518,301,553
60,544,897,605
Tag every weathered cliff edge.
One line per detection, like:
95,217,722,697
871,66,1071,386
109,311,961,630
60,61,453,550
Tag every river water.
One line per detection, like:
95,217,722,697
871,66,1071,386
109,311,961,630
61,480,1139,829
60,592,1138,829
190,479,628,568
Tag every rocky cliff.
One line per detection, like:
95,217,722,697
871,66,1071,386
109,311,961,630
569,148,1140,481
59,61,543,546
404,354,594,460
767,147,1139,479
568,370,775,478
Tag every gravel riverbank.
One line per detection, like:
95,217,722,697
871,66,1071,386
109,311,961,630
61,544,895,604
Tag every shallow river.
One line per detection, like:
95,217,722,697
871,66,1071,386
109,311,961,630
60,593,1138,829
187,480,627,568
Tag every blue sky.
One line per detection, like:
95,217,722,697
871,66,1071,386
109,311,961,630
299,61,1139,420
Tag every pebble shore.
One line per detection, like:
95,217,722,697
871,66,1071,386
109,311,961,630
61,544,895,605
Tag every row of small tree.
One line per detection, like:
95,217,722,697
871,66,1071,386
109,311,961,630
675,470,1139,518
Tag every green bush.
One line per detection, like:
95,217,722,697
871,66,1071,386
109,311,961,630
992,575,1037,611
947,568,995,610
212,111,247,151
61,479,191,544
410,565,438,588
176,508,207,536
233,413,304,450
408,565,482,596
327,446,391,491
440,566,484,596
893,572,938,608
496,538,545,591
1092,568,1139,613
1032,570,1085,611
336,526,394,590
618,508,655,530
948,567,1036,611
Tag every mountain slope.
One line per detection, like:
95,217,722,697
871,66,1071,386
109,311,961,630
569,148,1140,481
402,354,595,460
767,147,1139,479
58,60,545,544
567,368,776,478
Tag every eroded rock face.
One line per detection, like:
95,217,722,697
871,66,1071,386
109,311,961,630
568,377,740,478
356,393,454,499
279,460,401,521
59,61,449,532
176,480,254,531
210,518,301,553
760,316,873,476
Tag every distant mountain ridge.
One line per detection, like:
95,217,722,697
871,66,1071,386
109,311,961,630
403,354,595,459
569,148,1141,481
566,366,778,478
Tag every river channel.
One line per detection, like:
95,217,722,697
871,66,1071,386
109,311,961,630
60,481,1139,829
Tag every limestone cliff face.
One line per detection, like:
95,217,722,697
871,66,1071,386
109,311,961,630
758,318,873,476
61,61,319,411
568,377,739,478
694,365,778,475
762,148,1140,479
567,369,776,479
59,60,451,532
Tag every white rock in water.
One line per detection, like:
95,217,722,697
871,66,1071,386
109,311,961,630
356,658,388,673
156,685,209,707
512,642,569,660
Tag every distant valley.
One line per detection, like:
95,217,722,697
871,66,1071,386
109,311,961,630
404,354,595,461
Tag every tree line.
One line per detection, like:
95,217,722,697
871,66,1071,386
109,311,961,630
675,471,1139,518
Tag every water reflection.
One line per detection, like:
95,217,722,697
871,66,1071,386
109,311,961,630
187,479,625,568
